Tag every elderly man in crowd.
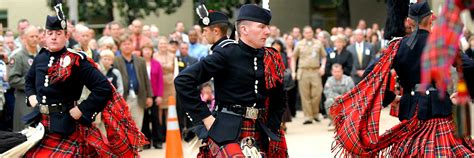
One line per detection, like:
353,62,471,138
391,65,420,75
9,25,39,131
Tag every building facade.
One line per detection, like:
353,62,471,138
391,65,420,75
0,0,440,36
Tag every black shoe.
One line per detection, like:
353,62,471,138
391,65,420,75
183,129,196,142
143,144,151,150
303,120,313,125
153,143,163,149
314,118,321,122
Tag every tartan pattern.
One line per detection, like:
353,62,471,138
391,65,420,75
199,101,288,157
388,117,474,157
201,119,288,158
267,129,288,158
329,39,410,157
26,84,148,157
263,47,285,89
91,87,149,156
330,36,474,157
47,52,80,84
218,143,244,158
25,115,99,158
421,0,472,138
208,139,245,158
421,0,463,97
239,119,262,143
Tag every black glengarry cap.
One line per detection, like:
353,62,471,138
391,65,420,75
405,1,432,49
236,4,271,25
408,1,432,21
45,15,66,30
199,11,230,27
46,0,67,30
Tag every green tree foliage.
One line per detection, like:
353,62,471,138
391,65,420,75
196,0,261,19
47,0,183,24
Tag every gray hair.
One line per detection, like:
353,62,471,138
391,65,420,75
75,24,89,34
97,36,115,48
354,29,364,36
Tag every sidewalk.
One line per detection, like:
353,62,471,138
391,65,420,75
140,108,400,157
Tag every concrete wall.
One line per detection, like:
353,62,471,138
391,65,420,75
270,0,387,33
349,0,387,28
119,0,194,36
270,0,311,33
0,0,52,34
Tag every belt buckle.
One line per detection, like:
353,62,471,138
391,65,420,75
39,104,49,115
245,107,259,119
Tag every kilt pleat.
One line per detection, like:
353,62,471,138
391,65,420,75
389,118,474,157
24,115,98,158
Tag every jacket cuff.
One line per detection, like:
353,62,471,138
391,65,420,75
77,105,98,125
191,103,212,124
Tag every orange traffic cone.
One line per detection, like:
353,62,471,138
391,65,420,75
165,96,183,158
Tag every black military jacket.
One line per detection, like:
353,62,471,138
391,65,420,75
25,47,112,135
461,53,474,98
175,40,285,144
210,37,233,51
393,30,452,121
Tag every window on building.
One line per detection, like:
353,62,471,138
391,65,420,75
311,0,337,30
0,10,7,28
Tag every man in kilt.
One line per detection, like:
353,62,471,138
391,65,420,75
180,7,233,143
330,0,474,157
175,4,288,158
23,2,147,157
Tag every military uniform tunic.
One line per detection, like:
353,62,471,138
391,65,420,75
392,30,452,121
175,40,284,144
24,47,112,135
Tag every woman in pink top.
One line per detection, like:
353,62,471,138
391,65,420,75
141,43,164,149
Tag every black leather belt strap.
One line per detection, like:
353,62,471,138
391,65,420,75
39,102,76,115
215,104,280,141
217,104,265,119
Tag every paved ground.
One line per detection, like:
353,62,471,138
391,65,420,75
140,108,401,158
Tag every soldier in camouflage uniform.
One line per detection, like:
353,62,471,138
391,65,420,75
323,63,354,125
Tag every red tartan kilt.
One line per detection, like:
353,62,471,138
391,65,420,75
388,117,474,157
208,139,245,158
198,119,288,158
25,115,97,158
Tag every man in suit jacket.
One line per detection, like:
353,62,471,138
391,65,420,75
347,29,374,84
177,42,198,72
114,34,153,130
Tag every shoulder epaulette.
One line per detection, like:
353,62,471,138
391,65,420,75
388,37,403,45
385,37,403,49
67,48,86,60
217,39,238,48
